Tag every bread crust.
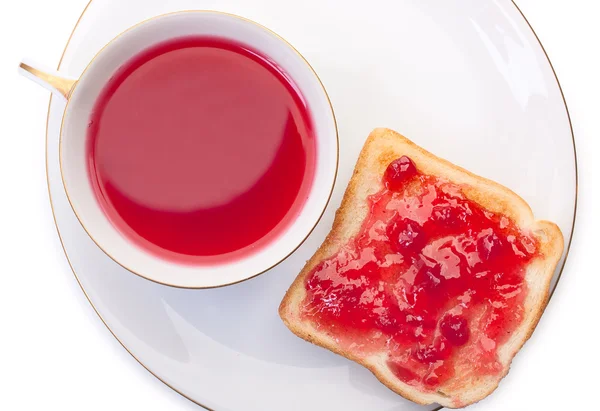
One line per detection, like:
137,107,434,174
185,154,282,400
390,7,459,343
279,128,564,408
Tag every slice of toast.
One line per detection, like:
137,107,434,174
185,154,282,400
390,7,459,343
279,128,564,408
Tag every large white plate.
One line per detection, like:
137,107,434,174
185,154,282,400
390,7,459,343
46,0,576,409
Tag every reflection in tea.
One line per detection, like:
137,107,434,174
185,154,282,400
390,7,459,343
87,37,316,264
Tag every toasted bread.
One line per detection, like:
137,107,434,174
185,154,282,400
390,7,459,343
279,128,564,408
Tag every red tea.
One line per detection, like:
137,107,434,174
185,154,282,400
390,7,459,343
87,37,316,263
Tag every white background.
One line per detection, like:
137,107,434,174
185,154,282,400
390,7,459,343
0,0,598,410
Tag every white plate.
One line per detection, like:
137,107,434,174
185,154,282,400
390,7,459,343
46,0,576,410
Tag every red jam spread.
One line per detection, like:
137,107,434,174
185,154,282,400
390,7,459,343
302,156,540,390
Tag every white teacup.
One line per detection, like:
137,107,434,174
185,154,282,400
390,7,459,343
20,11,338,288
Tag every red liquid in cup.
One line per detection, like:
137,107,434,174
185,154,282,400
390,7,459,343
86,37,316,264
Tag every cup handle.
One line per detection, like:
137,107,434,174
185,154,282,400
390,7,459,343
18,59,78,100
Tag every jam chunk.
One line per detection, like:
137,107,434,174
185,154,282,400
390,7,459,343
302,156,539,390
385,156,418,191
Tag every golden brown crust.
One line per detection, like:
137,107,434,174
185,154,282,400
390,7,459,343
279,128,564,408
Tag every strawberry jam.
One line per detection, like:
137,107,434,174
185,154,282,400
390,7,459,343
302,156,540,391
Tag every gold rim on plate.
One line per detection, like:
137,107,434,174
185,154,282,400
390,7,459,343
44,1,578,410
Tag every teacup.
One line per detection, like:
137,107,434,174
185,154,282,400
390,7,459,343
20,11,338,288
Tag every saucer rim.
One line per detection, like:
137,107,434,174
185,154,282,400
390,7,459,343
45,1,578,410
